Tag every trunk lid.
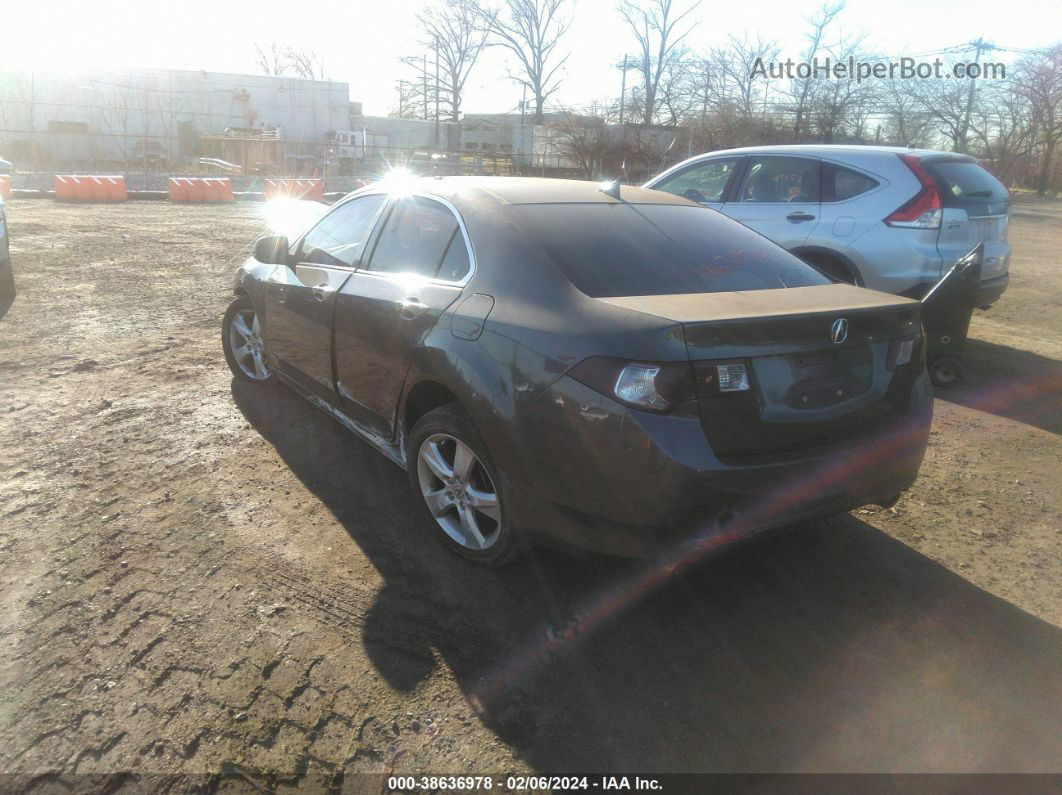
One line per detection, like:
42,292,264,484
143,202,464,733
599,284,923,460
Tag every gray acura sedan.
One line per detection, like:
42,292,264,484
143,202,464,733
224,176,932,564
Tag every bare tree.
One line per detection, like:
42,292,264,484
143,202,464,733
619,0,700,126
474,0,571,123
254,44,326,79
808,31,877,142
702,34,780,120
255,43,289,76
548,102,618,178
402,0,489,122
879,79,934,147
788,2,843,140
1015,44,1062,194
967,80,1035,186
910,76,975,150
286,49,326,80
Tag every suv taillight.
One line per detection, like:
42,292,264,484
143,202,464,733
885,154,942,229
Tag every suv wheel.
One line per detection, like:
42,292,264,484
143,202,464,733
800,253,861,286
407,404,523,565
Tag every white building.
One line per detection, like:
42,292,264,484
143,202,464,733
0,67,350,169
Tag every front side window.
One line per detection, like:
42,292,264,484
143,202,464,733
369,197,470,281
298,194,386,268
653,157,742,203
514,202,830,298
738,157,820,203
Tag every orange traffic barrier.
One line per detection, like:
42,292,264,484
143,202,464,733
0,176,10,200
168,177,234,202
264,178,323,201
55,175,127,202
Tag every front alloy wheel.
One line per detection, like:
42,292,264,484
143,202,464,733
417,433,501,551
223,295,277,384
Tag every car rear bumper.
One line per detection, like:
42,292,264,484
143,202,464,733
975,273,1008,307
498,372,933,558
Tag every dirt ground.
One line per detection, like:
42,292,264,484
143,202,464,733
0,196,1059,788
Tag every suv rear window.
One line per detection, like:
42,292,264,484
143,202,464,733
513,203,830,298
925,160,1009,215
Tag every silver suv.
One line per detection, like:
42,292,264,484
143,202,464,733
644,145,1010,306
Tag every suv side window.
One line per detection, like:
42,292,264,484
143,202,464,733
823,163,879,202
738,157,820,203
298,194,386,267
368,196,470,281
653,157,742,203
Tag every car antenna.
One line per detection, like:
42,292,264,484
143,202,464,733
599,179,622,200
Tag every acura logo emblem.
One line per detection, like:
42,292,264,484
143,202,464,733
830,318,848,344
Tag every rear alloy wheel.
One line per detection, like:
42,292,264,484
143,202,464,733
407,404,522,565
222,295,278,385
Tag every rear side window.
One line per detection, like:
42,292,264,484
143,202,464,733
738,157,820,203
925,160,1009,213
823,163,879,201
652,157,741,203
369,196,469,280
513,203,830,298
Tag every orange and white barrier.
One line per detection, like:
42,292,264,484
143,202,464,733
168,177,234,202
0,176,10,200
55,175,127,202
264,178,323,201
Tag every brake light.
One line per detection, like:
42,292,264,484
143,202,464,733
885,154,942,229
569,358,696,414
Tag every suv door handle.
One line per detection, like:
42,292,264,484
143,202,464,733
311,283,334,302
786,212,816,222
397,297,430,319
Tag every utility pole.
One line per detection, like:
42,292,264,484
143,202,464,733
519,85,527,174
618,56,631,126
434,36,441,151
957,37,996,153
423,54,429,121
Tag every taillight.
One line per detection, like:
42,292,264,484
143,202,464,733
885,154,942,229
692,360,754,397
569,358,695,414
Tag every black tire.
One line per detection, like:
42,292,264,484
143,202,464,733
222,294,279,385
406,403,524,566
929,356,963,388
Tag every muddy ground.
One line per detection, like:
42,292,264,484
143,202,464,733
0,196,1059,789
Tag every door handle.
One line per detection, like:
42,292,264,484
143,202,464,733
786,212,816,222
311,283,333,302
396,297,430,319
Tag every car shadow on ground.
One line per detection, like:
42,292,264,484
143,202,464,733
936,339,1062,435
232,379,1062,772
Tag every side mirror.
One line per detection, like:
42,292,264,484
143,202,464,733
252,234,290,265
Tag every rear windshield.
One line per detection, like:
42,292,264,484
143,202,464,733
925,160,1009,214
512,202,830,298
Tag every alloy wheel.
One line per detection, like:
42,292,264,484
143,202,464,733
229,308,270,380
416,433,501,550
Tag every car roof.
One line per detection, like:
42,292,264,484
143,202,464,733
375,176,695,207
675,144,973,161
